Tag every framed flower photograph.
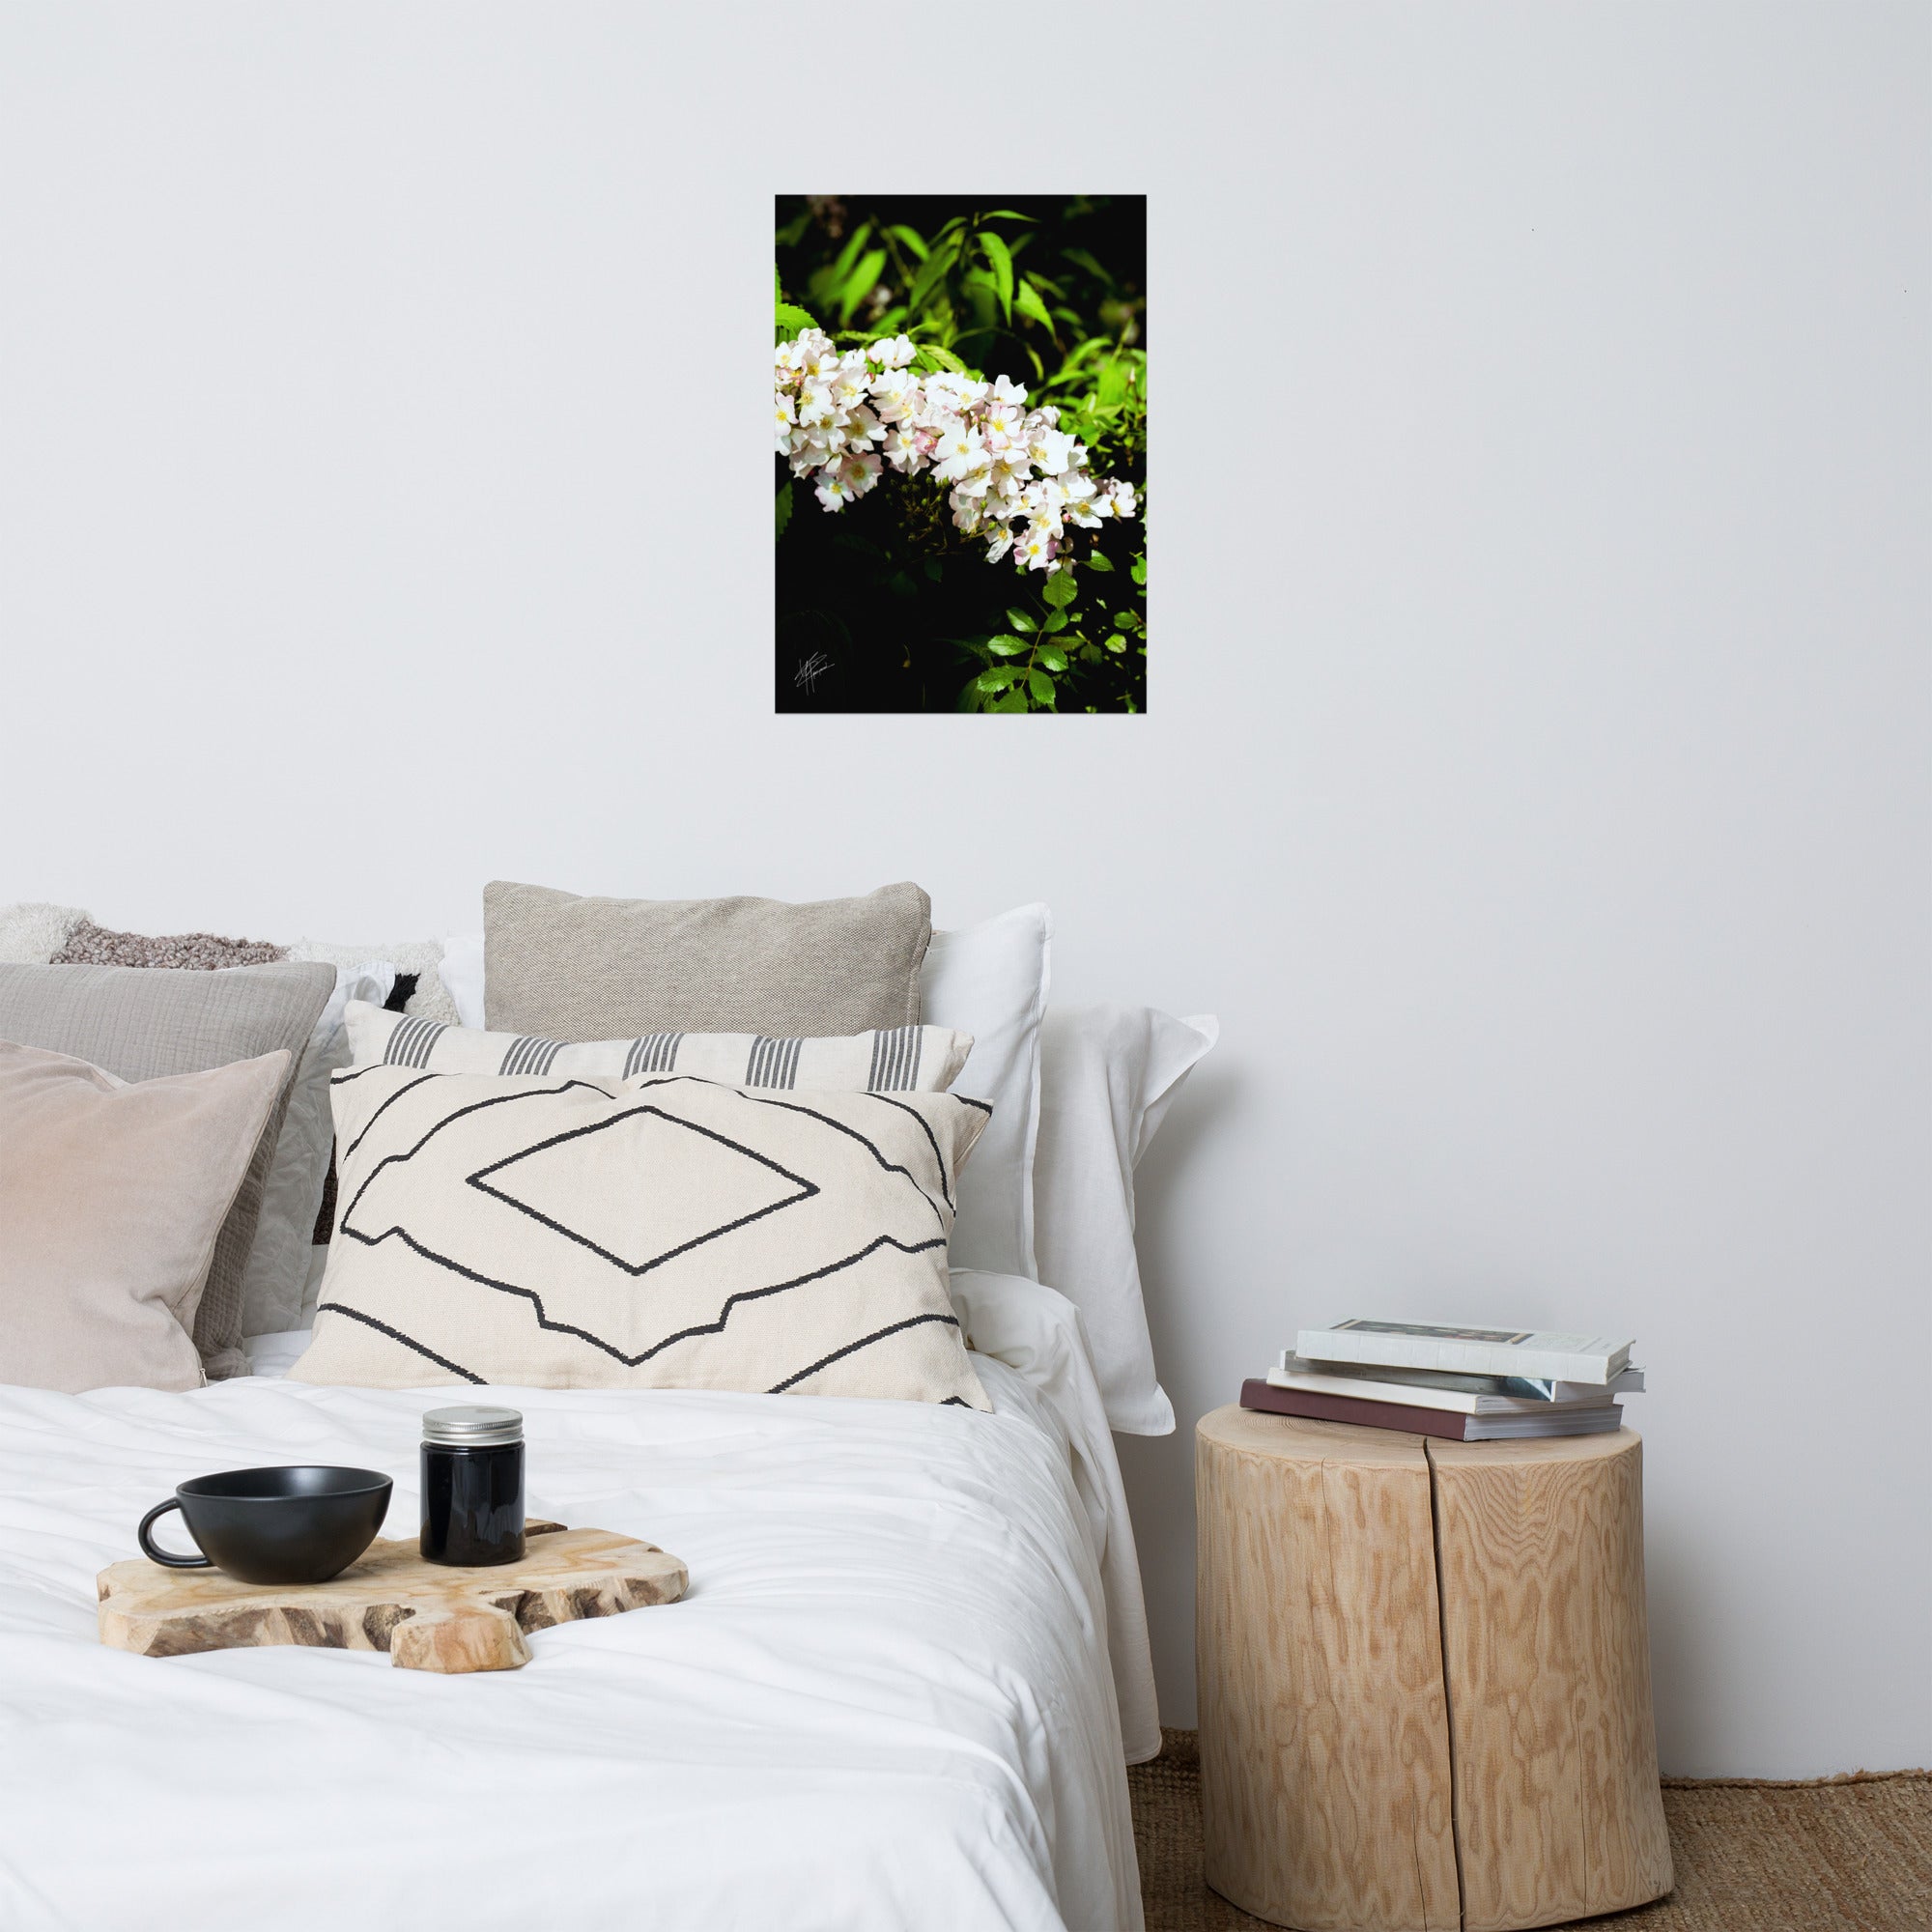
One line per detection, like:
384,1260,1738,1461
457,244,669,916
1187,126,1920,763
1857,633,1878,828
775,195,1146,714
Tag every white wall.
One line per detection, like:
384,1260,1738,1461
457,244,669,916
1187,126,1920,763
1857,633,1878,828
1,4,1925,1776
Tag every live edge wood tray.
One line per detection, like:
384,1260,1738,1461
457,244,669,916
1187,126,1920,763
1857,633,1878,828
98,1522,688,1673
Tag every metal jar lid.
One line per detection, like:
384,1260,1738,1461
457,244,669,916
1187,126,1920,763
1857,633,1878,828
422,1405,524,1447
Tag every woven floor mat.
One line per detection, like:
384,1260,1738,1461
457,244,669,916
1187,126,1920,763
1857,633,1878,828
1127,1729,1931,1931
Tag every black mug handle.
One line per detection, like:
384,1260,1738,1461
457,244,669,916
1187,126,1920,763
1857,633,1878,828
138,1497,212,1569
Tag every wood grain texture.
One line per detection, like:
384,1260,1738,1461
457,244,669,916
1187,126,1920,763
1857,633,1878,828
1196,1406,1461,1932
98,1525,687,1673
1429,1429,1673,1930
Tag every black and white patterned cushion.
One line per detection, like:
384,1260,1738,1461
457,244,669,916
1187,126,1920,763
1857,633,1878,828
287,1065,992,1406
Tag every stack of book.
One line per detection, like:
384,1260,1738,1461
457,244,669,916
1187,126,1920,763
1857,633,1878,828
1240,1319,1643,1440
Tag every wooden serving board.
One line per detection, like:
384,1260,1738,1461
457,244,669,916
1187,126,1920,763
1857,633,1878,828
97,1522,688,1673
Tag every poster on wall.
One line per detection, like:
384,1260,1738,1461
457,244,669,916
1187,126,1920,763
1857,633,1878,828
775,195,1146,715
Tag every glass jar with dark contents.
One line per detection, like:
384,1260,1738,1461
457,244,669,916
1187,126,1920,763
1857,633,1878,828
420,1406,525,1566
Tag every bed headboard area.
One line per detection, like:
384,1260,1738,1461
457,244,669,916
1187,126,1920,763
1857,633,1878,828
0,889,1213,1430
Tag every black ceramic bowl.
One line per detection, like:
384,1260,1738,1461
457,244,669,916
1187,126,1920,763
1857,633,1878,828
138,1466,392,1585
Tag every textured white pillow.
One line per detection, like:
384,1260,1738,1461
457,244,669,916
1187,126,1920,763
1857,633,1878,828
0,901,88,962
290,1067,991,1405
238,963,394,1338
920,905,1051,1280
1032,1005,1217,1435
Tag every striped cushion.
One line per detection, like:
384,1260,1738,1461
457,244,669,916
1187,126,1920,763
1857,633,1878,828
344,1003,974,1094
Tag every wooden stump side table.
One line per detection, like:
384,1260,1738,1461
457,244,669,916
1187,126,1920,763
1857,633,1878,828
1195,1406,1672,1932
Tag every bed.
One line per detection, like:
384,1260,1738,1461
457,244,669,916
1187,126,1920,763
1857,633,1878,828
0,896,1205,1932
0,1269,1153,1932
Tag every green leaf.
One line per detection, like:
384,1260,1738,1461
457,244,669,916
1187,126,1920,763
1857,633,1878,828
774,302,820,335
887,224,928,261
827,222,874,291
1104,635,1126,654
1042,608,1068,634
774,267,781,302
775,481,792,541
976,667,1020,692
1013,278,1054,332
992,691,1030,713
1037,643,1069,672
985,635,1028,656
838,248,887,324
1113,611,1137,629
980,232,1013,322
906,238,959,316
1041,570,1077,609
1027,669,1056,704
922,557,943,582
1130,554,1148,585
1005,608,1037,634
979,210,1037,222
1085,552,1116,572
1063,245,1113,285
957,679,987,713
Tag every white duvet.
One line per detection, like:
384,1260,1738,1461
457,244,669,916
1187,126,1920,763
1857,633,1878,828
0,1272,1151,1932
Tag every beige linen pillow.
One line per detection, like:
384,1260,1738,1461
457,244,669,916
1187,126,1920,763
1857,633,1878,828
0,959,334,1378
0,1041,291,1393
483,881,931,1039
289,1065,990,1406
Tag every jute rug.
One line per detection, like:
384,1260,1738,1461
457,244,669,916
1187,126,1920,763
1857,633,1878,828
1128,1730,1931,1932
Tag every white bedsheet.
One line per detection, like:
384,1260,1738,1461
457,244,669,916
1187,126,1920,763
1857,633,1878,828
0,1295,1150,1931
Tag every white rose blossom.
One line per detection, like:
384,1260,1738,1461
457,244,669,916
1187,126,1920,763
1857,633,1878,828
776,327,1138,568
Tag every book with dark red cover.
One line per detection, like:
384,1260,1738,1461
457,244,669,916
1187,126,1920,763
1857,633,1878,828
1238,1378,1623,1441
1241,1377,1475,1438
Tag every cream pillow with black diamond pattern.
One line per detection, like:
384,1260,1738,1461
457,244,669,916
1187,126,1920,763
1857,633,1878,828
286,1065,991,1406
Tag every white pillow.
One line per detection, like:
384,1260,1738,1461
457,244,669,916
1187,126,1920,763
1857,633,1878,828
439,929,486,1028
0,901,88,962
920,905,1052,1281
1032,1005,1217,1435
238,962,394,1338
